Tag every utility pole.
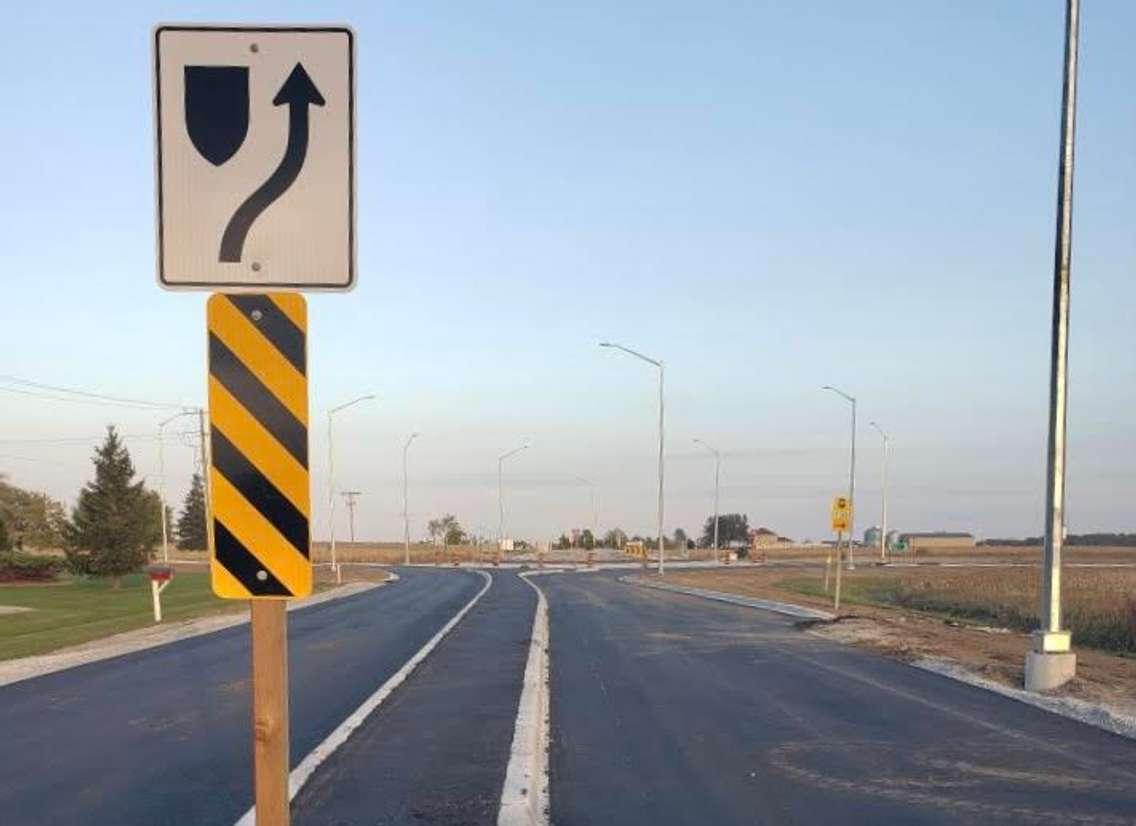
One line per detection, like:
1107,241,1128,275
341,491,362,543
1027,0,1080,693
197,406,212,556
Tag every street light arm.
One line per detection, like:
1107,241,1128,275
692,438,720,458
329,394,377,416
499,444,530,462
868,421,889,441
822,385,855,404
599,341,662,368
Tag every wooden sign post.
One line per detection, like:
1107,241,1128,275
251,602,290,825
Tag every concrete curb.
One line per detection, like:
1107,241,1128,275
235,569,494,826
621,576,835,621
0,576,392,688
912,657,1136,741
498,572,551,826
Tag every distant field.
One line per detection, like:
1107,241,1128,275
669,565,1136,654
0,572,240,661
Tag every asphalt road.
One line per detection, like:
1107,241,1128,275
292,569,536,825
0,568,484,826
543,571,1136,826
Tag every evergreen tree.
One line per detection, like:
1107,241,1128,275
0,514,10,552
176,473,208,550
65,427,154,586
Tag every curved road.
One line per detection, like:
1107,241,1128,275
0,568,484,826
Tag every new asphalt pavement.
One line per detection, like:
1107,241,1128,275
0,568,484,826
292,569,536,825
4,565,1136,825
542,571,1136,825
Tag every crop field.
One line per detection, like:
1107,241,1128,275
669,559,1136,654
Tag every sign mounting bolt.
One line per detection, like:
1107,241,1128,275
256,570,268,581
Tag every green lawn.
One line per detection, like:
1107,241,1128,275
0,572,243,661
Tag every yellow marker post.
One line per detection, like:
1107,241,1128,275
206,293,311,826
207,293,311,600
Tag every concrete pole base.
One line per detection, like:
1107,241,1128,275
1024,651,1076,692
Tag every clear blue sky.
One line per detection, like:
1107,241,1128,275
2,1,1133,543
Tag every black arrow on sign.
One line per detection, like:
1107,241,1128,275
219,63,326,263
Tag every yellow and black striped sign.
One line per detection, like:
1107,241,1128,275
207,293,311,599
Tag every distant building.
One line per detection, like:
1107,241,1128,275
863,526,883,547
886,530,901,551
899,531,976,552
748,527,792,551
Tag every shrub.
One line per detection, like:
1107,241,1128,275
0,551,63,582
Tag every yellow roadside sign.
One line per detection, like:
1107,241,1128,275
206,293,311,599
831,495,852,533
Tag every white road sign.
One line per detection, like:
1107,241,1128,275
154,25,355,291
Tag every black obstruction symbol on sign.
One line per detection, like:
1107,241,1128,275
184,66,249,166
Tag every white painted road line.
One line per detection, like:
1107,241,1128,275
498,572,551,826
234,569,494,826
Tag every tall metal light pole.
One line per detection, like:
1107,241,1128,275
498,443,530,548
570,475,598,548
157,410,197,563
868,422,889,561
403,432,419,566
823,385,856,570
600,341,665,575
693,438,721,562
327,394,375,583
1028,0,1080,692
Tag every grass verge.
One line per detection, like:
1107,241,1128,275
0,572,240,661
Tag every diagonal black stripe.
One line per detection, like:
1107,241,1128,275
214,520,292,596
225,295,306,375
209,333,308,467
212,427,310,558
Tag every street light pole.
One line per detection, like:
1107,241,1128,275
327,394,376,584
571,475,598,548
869,422,889,561
823,386,856,570
600,341,665,575
157,409,197,564
693,439,721,563
1028,0,1080,692
403,432,419,566
498,443,530,548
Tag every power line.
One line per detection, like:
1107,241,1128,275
0,374,193,411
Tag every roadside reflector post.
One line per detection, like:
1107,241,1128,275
251,600,290,826
824,552,831,594
147,565,174,623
